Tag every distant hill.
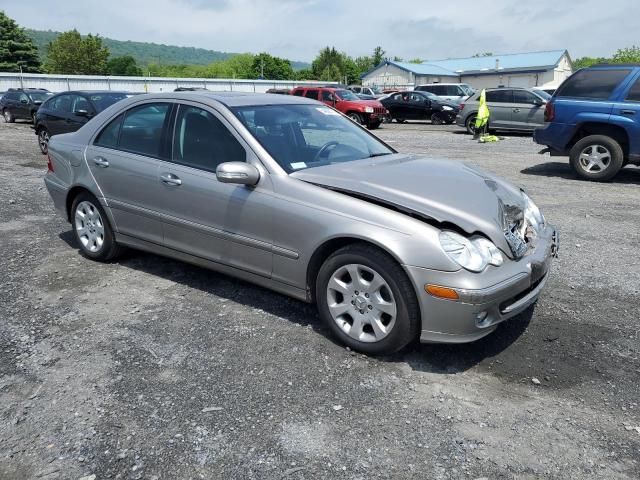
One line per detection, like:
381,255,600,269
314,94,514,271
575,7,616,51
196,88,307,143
26,29,310,70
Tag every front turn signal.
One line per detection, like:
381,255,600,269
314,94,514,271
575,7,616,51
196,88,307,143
425,284,459,301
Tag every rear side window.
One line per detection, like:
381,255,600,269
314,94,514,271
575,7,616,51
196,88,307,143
304,89,319,99
172,105,245,172
556,69,631,100
486,90,514,103
292,89,305,96
49,94,74,113
95,114,124,148
118,103,170,158
625,77,640,102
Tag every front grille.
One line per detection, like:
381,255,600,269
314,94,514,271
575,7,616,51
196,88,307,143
374,107,386,115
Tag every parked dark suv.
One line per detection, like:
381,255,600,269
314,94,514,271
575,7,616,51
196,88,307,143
35,90,132,154
534,65,640,181
1,88,53,123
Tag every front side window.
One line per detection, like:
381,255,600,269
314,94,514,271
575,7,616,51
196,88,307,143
172,105,245,172
118,103,170,158
335,89,360,101
513,90,540,104
625,77,640,102
321,90,335,102
28,92,52,103
232,104,395,173
50,94,74,113
556,69,631,100
19,93,29,103
72,95,92,113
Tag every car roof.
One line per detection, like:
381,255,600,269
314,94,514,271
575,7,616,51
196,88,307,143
115,91,320,107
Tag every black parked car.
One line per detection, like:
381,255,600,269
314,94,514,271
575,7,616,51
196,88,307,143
1,88,53,123
380,91,459,125
35,91,132,154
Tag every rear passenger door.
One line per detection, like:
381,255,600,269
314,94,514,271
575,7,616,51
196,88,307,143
85,102,173,244
155,103,273,277
44,94,74,135
485,89,515,129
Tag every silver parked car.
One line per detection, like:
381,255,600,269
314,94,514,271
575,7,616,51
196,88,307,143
44,92,559,354
457,87,551,134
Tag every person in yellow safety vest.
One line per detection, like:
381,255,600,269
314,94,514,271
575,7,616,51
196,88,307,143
474,89,490,139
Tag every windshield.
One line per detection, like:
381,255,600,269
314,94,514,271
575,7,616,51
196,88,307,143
335,89,360,101
232,104,395,173
370,86,383,95
459,85,475,96
89,93,130,112
534,89,552,100
28,92,53,102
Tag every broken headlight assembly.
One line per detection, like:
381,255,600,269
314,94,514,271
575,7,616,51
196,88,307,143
439,231,504,273
523,193,545,232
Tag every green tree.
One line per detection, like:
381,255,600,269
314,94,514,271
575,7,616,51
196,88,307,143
311,47,345,78
294,68,314,80
106,55,142,76
45,29,110,74
573,56,606,69
408,58,423,64
251,52,294,80
372,46,386,66
319,64,342,82
0,11,42,72
611,46,640,64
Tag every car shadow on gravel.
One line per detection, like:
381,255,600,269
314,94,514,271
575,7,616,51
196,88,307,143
521,161,640,185
390,307,534,374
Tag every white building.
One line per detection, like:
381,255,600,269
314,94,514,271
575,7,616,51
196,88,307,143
361,50,573,90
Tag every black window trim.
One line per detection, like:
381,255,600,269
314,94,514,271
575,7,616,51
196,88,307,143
624,73,640,103
555,68,632,101
91,101,175,160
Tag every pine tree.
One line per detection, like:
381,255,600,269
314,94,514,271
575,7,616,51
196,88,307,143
0,11,42,72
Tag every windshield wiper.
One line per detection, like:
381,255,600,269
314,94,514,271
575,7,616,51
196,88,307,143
368,152,393,158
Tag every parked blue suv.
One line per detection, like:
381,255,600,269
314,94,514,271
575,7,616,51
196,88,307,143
534,65,640,181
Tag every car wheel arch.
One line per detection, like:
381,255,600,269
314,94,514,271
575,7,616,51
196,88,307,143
569,122,630,157
305,236,410,303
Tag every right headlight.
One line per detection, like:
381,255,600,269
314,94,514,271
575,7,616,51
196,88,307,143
439,231,504,272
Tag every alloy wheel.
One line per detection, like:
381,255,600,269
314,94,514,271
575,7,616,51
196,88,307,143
74,201,105,253
326,263,397,343
38,130,50,154
578,145,611,173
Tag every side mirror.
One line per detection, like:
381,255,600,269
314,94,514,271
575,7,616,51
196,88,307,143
533,98,544,106
74,109,90,117
33,100,43,105
20,99,28,104
216,162,260,186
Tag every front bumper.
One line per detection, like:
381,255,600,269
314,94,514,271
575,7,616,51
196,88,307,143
404,224,559,343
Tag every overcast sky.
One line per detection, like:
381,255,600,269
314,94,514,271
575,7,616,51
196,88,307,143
1,0,637,62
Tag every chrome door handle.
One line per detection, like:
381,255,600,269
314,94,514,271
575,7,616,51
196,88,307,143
160,173,182,186
93,157,109,168
513,108,520,113
621,109,636,116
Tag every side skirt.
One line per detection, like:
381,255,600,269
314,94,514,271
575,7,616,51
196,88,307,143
115,233,310,303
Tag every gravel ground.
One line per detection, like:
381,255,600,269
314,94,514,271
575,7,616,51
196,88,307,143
0,119,639,480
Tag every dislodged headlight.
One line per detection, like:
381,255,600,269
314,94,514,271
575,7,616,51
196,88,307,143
439,231,504,272
523,193,545,232
364,106,374,113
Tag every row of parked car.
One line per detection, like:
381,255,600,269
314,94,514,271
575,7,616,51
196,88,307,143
3,64,639,181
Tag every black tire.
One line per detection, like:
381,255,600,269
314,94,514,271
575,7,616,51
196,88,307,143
465,114,477,135
71,192,122,261
395,118,406,123
569,135,624,182
367,121,381,130
315,243,420,355
37,128,50,155
3,109,15,123
348,112,362,124
431,113,444,125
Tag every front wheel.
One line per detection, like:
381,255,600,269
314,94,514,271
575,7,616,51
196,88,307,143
431,113,444,125
465,114,477,134
38,128,50,154
395,117,406,123
71,192,122,261
316,243,420,355
348,112,362,124
367,121,381,130
569,135,624,181
3,109,15,123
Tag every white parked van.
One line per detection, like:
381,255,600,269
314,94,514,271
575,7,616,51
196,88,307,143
414,83,475,104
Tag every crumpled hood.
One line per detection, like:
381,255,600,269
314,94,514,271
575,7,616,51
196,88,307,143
291,154,528,258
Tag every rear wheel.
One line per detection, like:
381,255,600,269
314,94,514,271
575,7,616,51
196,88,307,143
3,109,15,123
465,114,477,134
316,243,419,355
348,112,362,124
569,135,624,181
38,128,50,155
71,192,122,261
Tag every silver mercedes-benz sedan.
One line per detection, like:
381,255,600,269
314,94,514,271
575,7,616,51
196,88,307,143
44,92,559,354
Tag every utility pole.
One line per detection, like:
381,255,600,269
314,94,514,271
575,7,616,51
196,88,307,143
18,63,25,89
261,58,264,79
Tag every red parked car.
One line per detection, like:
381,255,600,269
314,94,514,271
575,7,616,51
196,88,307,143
290,86,388,129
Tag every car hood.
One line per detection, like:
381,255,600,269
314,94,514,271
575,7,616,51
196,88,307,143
291,154,529,258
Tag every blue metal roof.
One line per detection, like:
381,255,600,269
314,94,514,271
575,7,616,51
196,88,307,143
363,50,568,78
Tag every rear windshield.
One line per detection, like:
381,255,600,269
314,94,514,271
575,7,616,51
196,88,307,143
555,69,631,100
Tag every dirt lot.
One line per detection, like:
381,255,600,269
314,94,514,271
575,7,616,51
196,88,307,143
1,119,639,480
